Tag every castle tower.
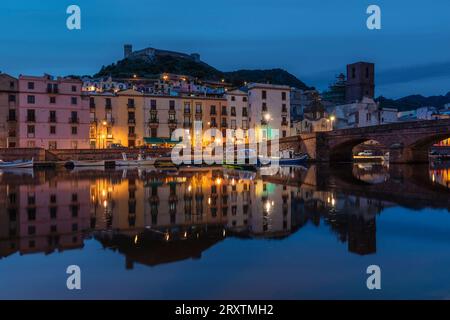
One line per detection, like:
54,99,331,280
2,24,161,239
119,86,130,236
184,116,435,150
124,44,133,58
345,62,375,103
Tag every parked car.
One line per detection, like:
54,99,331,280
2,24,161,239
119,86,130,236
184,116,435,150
109,143,124,149
357,150,373,156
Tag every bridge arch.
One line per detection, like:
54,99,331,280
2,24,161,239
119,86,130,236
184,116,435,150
329,137,389,162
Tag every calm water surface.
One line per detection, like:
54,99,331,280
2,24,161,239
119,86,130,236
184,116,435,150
0,163,449,299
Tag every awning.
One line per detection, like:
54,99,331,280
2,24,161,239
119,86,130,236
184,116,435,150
144,137,182,145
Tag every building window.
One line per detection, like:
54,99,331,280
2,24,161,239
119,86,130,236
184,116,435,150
242,120,248,129
150,99,157,109
231,96,235,101
242,107,248,117
243,97,247,102
10,81,14,89
49,110,56,122
195,103,202,114
231,120,236,129
282,130,287,138
50,126,56,135
28,82,34,90
105,98,112,108
210,105,216,115
71,126,78,135
72,85,77,92
262,90,267,99
71,97,77,105
282,92,286,101
27,125,35,135
8,109,16,121
352,67,356,78
27,95,35,104
151,128,157,138
231,107,236,116
169,100,175,110
48,141,57,149
8,95,15,102
71,141,78,149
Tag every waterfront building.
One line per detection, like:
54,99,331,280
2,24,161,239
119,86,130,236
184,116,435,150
89,89,145,148
0,73,18,148
247,83,291,140
290,88,322,122
225,89,249,143
17,75,90,149
329,97,397,129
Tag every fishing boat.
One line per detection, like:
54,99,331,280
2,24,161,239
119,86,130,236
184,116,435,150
0,158,34,168
68,160,105,167
278,154,308,165
115,153,155,167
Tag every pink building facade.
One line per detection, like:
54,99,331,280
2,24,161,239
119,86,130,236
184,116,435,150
18,75,90,149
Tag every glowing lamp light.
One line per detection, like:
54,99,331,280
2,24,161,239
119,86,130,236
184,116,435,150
264,113,271,121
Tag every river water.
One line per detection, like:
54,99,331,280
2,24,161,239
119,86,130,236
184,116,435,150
0,163,449,299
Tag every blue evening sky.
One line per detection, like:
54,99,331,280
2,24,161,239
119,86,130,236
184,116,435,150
0,0,449,98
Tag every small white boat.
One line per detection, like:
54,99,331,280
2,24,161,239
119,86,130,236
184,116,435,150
116,153,155,167
70,160,105,167
0,158,34,168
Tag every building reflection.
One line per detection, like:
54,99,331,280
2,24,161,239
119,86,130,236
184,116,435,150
0,163,448,266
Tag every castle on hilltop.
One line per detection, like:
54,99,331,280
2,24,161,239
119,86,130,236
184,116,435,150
123,44,201,62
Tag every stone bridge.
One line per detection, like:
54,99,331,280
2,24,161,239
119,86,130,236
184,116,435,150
279,119,450,163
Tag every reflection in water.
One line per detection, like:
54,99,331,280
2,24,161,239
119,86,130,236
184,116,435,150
0,163,449,296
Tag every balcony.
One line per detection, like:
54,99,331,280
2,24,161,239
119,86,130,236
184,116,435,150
261,119,268,125
7,116,17,122
221,122,228,128
184,109,191,114
105,104,112,110
26,117,36,123
128,132,137,138
69,117,79,124
148,119,159,127
281,120,289,126
183,122,192,128
128,118,136,125
195,109,202,114
48,117,57,123
127,103,135,109
221,110,227,116
210,109,217,115
90,103,96,109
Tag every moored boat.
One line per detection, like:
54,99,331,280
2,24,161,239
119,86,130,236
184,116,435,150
68,160,106,167
0,158,34,168
116,153,156,167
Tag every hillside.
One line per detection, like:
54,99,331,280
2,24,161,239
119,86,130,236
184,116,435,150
95,55,309,89
377,92,450,111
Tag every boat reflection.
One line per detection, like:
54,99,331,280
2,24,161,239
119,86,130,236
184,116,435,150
0,163,448,267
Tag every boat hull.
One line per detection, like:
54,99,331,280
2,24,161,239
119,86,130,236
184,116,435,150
0,160,34,168
71,160,105,167
115,159,155,167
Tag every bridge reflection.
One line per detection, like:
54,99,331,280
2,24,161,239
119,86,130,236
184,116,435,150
0,163,448,267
